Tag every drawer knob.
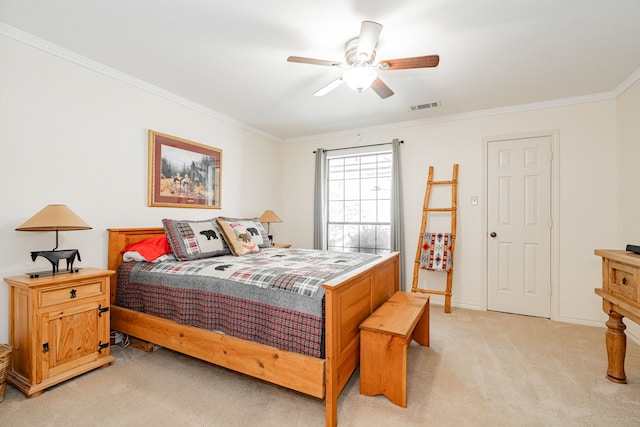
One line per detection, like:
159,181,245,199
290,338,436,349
622,277,627,285
70,289,77,299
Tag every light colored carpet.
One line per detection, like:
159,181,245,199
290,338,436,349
1,307,639,426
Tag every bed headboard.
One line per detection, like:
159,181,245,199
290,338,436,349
107,227,165,303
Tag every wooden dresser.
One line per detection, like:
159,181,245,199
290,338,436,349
3,268,115,397
594,249,640,383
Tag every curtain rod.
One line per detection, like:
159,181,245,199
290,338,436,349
313,140,403,154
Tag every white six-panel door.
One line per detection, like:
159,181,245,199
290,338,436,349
487,136,552,318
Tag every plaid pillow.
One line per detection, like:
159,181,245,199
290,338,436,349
162,218,231,261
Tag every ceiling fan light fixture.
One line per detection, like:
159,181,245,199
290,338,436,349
288,21,439,98
343,66,378,92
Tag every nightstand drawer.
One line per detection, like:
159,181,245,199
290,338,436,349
39,279,105,307
607,261,637,301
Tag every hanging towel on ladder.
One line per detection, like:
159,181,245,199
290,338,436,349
419,232,453,272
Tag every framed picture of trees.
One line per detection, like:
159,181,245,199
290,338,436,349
148,130,222,209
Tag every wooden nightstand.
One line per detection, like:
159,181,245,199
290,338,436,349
272,243,292,248
3,268,115,397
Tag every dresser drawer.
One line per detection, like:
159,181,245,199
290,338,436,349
39,279,105,307
607,261,637,301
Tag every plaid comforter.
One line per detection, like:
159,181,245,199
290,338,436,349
116,248,379,358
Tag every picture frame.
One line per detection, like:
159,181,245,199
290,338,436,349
148,130,222,209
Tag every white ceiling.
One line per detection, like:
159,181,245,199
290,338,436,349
2,0,640,141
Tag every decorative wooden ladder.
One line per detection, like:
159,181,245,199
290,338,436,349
411,164,458,313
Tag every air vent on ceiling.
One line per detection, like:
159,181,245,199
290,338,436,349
410,101,441,111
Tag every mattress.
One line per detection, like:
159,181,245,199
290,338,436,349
116,248,380,357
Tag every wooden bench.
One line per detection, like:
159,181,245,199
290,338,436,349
359,291,430,408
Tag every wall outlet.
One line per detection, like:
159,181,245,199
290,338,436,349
110,330,125,346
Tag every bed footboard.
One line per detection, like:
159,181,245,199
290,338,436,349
323,252,399,427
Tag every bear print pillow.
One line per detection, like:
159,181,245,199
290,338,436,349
216,218,260,256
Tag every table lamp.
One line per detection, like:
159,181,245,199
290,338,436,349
259,210,282,245
16,204,92,277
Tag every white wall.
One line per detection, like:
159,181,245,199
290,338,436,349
616,78,640,339
0,36,284,343
282,100,619,329
617,79,640,244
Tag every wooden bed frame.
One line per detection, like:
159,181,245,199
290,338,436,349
107,228,399,427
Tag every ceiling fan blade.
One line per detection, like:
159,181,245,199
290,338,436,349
378,55,440,70
287,56,343,67
370,77,394,99
357,21,383,61
313,75,344,96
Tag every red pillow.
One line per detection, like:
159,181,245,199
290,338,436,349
121,235,172,261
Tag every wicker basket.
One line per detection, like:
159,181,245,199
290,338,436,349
0,344,12,402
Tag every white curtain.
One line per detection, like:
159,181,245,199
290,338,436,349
313,148,327,250
390,139,405,290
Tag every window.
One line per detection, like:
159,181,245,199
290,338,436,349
326,152,391,254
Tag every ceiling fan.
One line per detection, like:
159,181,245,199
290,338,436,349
287,20,439,99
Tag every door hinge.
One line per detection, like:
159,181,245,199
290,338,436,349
98,341,109,353
98,305,109,317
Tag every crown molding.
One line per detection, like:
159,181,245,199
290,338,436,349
285,68,640,144
4,22,638,145
286,90,624,143
0,23,281,142
614,65,640,97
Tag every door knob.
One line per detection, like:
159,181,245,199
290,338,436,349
490,232,497,238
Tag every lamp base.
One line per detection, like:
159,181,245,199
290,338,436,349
28,248,82,277
27,268,81,279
